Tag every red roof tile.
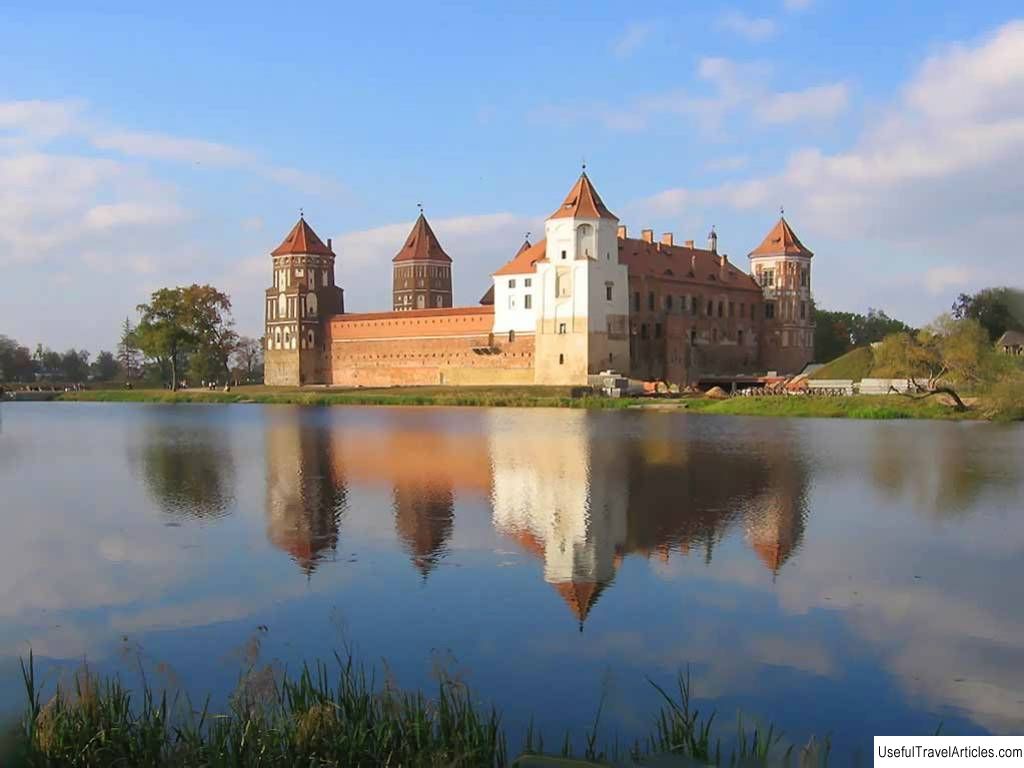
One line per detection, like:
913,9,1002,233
617,238,762,291
549,172,617,221
493,239,545,276
748,217,813,258
271,217,333,256
393,213,452,263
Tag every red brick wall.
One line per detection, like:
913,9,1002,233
326,308,534,387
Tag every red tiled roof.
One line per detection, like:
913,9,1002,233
617,238,762,291
393,213,452,263
549,172,617,221
271,217,334,256
748,217,813,258
493,239,546,276
552,580,608,623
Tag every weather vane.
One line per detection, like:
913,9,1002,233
299,207,304,218
780,205,785,217
525,230,531,241
417,202,424,215
581,156,587,172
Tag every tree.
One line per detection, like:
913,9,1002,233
135,284,237,390
872,316,998,410
952,287,1024,342
813,304,913,362
136,288,199,390
186,285,237,384
117,317,142,380
60,349,90,382
0,335,36,382
232,336,264,382
91,350,120,381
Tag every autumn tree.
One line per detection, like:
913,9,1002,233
232,336,264,382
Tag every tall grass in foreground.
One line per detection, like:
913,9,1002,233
8,652,830,767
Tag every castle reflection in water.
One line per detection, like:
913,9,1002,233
263,410,808,624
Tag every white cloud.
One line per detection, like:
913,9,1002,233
631,20,1024,320
83,201,187,232
611,22,653,58
718,10,778,42
754,82,849,124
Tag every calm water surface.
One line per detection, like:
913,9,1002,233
1,402,1022,758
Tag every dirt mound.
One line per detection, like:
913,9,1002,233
705,386,729,400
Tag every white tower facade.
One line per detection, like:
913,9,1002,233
533,173,630,385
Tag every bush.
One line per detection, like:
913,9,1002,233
984,374,1024,421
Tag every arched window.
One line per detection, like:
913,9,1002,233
508,330,515,342
575,223,594,258
648,292,655,310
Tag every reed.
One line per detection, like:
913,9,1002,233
7,652,832,767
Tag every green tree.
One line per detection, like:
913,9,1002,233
232,336,264,382
60,349,91,382
951,287,1024,341
117,317,142,380
91,350,120,381
135,288,199,390
813,305,913,362
186,285,237,384
0,336,37,382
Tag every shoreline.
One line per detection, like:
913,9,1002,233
43,387,993,421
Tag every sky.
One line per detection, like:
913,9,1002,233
1,0,1023,351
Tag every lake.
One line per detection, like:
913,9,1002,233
0,402,1022,759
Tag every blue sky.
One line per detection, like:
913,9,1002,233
2,0,1023,350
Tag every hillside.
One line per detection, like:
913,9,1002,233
808,346,875,381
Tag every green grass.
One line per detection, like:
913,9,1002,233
683,394,976,420
56,385,636,410
5,652,829,767
808,347,875,381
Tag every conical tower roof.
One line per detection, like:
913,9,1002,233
748,216,813,258
271,216,333,256
549,172,617,221
393,213,452,263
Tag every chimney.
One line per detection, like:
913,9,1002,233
617,225,627,239
327,237,333,252
684,239,695,248
660,233,674,247
720,253,728,268
641,229,654,243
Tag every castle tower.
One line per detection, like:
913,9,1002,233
264,216,344,386
392,213,453,310
748,213,814,374
533,172,630,385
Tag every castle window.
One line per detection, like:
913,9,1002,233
633,292,640,311
508,296,516,309
435,296,443,307
738,329,744,346
740,303,746,318
561,250,567,260
800,268,809,287
765,302,776,319
691,297,698,316
323,270,329,287
640,324,648,340
655,323,662,338
524,295,532,309
760,268,775,288
524,278,532,287
728,302,734,317
690,328,697,345
606,284,613,301
558,322,567,334
800,301,807,320
509,279,516,288
648,292,655,310
717,301,724,318
706,300,713,316
559,354,564,365
508,330,515,342
664,295,673,310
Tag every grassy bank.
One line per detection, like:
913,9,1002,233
51,386,996,420
682,394,979,420
5,653,827,767
55,385,635,410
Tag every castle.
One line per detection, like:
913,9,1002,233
264,172,815,387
